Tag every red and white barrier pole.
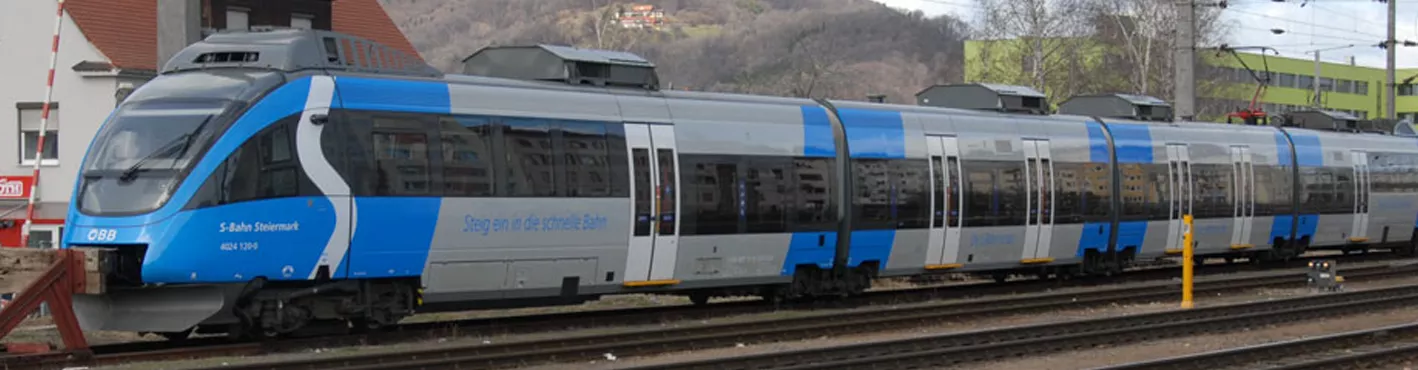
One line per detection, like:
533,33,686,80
20,0,66,249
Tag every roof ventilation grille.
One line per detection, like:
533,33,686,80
1283,110,1371,133
163,29,442,78
1058,93,1173,121
914,83,1050,115
460,44,660,90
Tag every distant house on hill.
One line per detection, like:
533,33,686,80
617,4,665,29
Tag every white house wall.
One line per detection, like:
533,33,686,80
0,1,123,204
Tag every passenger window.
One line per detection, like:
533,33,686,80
369,114,436,196
745,157,791,233
560,121,612,197
892,159,930,229
502,117,556,197
852,159,895,230
440,116,494,197
792,157,836,232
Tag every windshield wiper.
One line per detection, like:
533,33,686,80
118,116,213,183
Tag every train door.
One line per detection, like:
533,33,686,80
925,136,964,268
1230,146,1255,248
623,123,682,285
1350,150,1371,242
1164,144,1193,253
1021,139,1055,261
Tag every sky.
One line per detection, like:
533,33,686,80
873,0,1418,69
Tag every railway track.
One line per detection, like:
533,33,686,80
5,252,1383,370
635,277,1418,370
178,258,1418,370
1100,322,1418,370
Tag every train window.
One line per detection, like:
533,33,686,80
792,157,835,232
502,117,557,197
947,156,962,227
852,159,895,230
1082,163,1111,221
962,160,1025,227
1050,162,1080,224
560,121,612,197
681,155,739,235
1118,164,1148,220
931,156,945,228
893,159,930,229
440,116,494,197
605,124,631,197
1146,164,1169,221
632,148,653,236
196,115,319,206
657,148,678,235
370,114,435,196
745,157,791,233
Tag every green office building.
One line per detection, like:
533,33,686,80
964,39,1418,122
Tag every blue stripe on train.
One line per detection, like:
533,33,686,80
346,197,443,278
1076,222,1111,257
801,106,836,158
836,108,906,159
1274,131,1293,167
783,232,838,275
1288,131,1324,167
336,76,452,114
784,106,840,275
848,230,895,269
1085,121,1110,163
1115,220,1148,252
1107,123,1153,164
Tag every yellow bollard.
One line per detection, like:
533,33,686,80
1181,214,1195,309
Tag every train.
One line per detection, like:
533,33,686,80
62,29,1418,339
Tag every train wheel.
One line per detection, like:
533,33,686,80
689,293,711,306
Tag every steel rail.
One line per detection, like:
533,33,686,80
634,273,1418,370
186,259,1418,370
8,252,1384,370
1099,322,1418,370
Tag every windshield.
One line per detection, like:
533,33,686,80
78,99,234,215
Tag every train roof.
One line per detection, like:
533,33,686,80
163,28,1418,146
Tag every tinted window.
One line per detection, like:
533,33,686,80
963,160,1025,227
745,157,790,233
682,155,739,235
440,116,494,197
370,114,435,196
632,148,653,236
560,121,612,197
853,159,895,230
605,124,631,197
931,156,945,227
793,157,836,231
893,159,930,229
657,148,678,235
502,117,556,196
190,115,318,207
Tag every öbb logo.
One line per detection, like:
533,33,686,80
0,178,26,198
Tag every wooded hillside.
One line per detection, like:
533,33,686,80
378,0,970,103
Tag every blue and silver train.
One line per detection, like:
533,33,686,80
63,29,1418,338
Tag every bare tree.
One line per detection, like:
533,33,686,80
972,0,1093,101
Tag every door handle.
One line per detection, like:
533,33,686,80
818,234,826,246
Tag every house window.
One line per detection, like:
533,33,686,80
226,7,249,30
18,103,59,165
291,13,313,29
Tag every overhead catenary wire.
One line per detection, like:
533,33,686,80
1225,7,1388,40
